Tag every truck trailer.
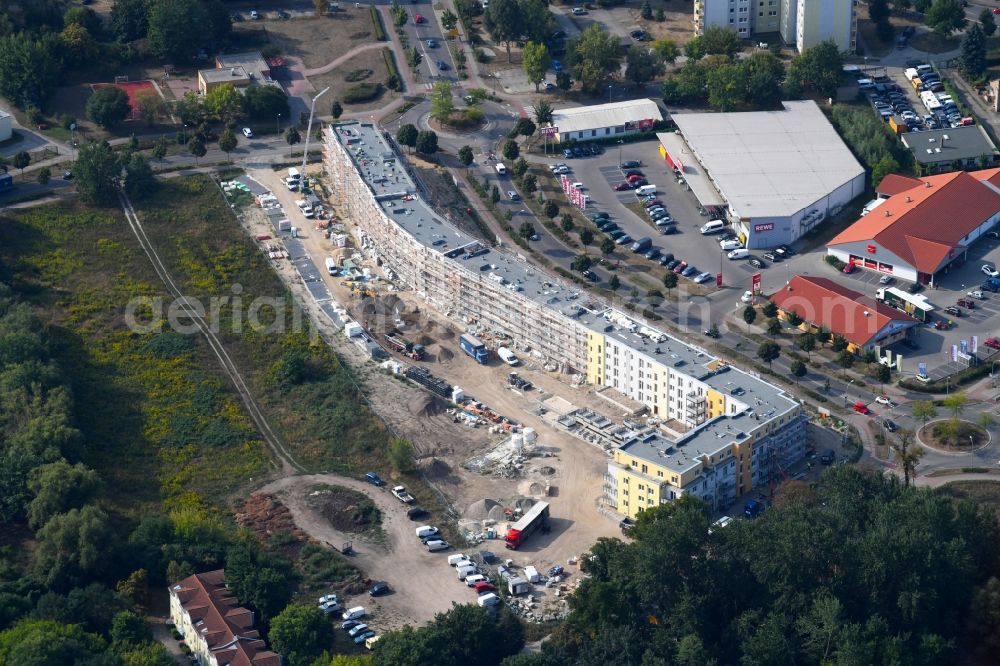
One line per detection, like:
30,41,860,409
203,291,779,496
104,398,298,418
460,333,489,364
384,331,425,360
504,501,549,550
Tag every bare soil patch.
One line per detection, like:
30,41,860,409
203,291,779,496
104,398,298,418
264,12,379,70
910,31,960,54
308,483,384,535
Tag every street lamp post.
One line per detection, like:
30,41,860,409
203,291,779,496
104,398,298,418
276,113,282,135
301,87,331,175
608,85,612,103
617,139,623,167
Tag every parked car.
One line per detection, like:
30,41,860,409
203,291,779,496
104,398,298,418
762,251,780,263
369,582,390,597
820,449,836,464
590,211,609,220
748,257,767,269
242,127,254,138
681,265,698,277
613,182,631,191
673,260,688,274
875,395,893,406
983,264,1000,277
934,319,952,330
582,270,598,281
944,305,962,317
365,472,385,486
407,506,428,520
956,298,975,309
621,160,642,168
842,263,856,274
984,337,1000,349
740,290,753,303
883,419,899,433
695,271,713,284
852,402,870,415
354,631,376,645
879,275,895,284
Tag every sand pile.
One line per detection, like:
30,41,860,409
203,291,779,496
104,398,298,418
466,498,504,521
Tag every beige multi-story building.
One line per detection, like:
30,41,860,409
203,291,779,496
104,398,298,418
695,0,856,52
323,122,807,516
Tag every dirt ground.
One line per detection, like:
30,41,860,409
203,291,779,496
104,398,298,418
615,1,695,43
242,166,623,625
264,12,380,70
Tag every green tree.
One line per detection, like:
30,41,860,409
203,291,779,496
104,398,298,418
512,157,529,177
912,400,937,424
430,80,455,123
518,0,554,47
762,301,778,318
625,44,664,87
26,460,100,530
218,127,238,162
572,254,593,272
522,174,537,194
702,25,741,58
979,411,995,429
980,7,997,36
148,0,208,64
609,274,621,291
601,237,616,257
556,71,573,93
225,543,297,624
0,619,107,664
655,5,666,21
32,505,114,590
522,41,551,91
396,124,418,152
662,270,677,295
766,318,781,336
133,88,166,126
927,0,966,35
110,610,152,647
0,33,63,107
871,154,901,188
831,335,848,352
785,39,843,97
743,51,785,107
787,311,802,326
204,83,245,122
269,604,334,666
543,201,559,218
484,0,523,61
518,222,536,239
243,85,290,121
388,437,413,473
532,99,554,126
390,0,408,26
407,46,423,70
86,86,131,129
512,117,537,138
567,25,622,93
174,91,205,127
685,35,705,60
416,130,439,155
151,136,169,160
111,0,151,41
756,341,780,367
560,213,573,229
579,228,593,245
652,38,679,65
836,350,854,373
187,136,206,165
502,139,519,161
960,23,988,81
59,22,99,68
442,9,458,29
75,140,122,205
875,363,891,388
37,166,50,185
491,184,501,204
790,359,807,381
742,305,757,329
970,577,1000,655
640,0,653,19
458,145,474,168
942,390,967,420
285,126,301,156
331,100,344,120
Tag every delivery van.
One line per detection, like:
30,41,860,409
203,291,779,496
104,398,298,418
325,257,337,275
495,163,507,175
636,184,657,196
700,220,725,235
727,248,749,260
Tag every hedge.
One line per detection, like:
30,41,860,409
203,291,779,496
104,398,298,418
383,47,402,91
825,254,846,271
371,6,387,41
344,82,383,103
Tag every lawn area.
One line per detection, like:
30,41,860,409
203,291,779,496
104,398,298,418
910,31,960,54
263,11,381,70
306,48,397,112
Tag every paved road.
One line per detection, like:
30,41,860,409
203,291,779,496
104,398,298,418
403,1,459,89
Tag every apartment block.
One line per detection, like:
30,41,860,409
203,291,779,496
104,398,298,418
323,122,807,515
168,570,281,666
695,0,856,52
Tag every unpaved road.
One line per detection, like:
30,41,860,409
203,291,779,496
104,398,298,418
261,474,473,630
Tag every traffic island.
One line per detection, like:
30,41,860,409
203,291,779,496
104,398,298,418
918,419,991,453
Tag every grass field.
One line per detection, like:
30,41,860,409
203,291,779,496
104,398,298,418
0,175,394,521
937,480,1000,517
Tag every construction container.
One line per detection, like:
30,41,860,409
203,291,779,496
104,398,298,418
888,116,909,135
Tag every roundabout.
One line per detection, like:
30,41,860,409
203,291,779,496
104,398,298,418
917,419,991,454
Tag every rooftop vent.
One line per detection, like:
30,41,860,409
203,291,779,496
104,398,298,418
863,310,870,317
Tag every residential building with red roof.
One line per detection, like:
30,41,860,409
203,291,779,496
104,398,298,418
770,276,920,353
168,570,282,666
826,169,1000,285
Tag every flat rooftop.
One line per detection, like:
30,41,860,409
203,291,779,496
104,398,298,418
200,66,250,84
901,125,998,164
666,100,865,218
551,99,663,134
330,122,800,462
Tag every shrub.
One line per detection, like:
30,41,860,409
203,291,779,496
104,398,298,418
345,68,373,82
343,82,383,103
371,6,387,40
825,254,846,270
383,48,402,91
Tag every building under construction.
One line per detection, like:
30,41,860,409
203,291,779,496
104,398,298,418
323,122,807,515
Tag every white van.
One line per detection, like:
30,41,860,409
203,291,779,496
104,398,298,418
325,257,337,275
415,525,437,538
727,248,749,260
700,220,725,235
636,184,656,196
287,167,301,181
457,564,478,580
495,163,507,175
447,553,469,567
572,181,584,190
477,593,500,607
426,540,450,552
342,606,365,621
719,239,741,251
451,558,473,569
465,574,487,587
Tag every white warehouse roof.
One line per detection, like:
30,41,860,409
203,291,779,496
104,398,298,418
551,99,662,134
666,100,864,218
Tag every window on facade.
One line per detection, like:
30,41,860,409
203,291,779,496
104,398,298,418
641,464,648,474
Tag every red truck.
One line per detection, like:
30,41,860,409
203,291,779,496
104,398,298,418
504,501,550,550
